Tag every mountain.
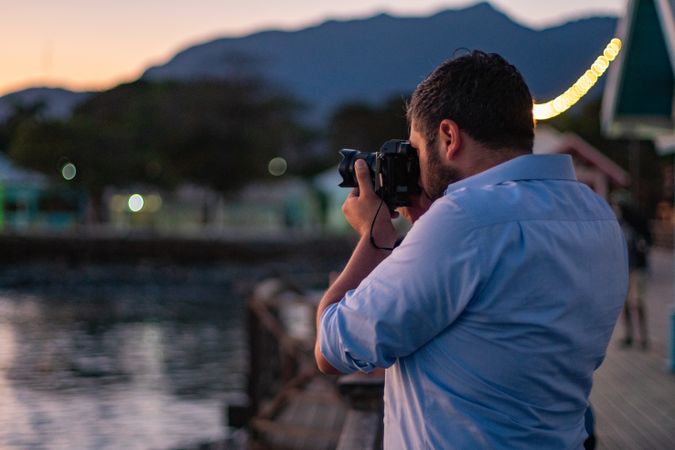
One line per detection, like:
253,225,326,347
0,87,92,122
143,2,618,115
1,3,618,123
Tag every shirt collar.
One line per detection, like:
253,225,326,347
444,154,577,195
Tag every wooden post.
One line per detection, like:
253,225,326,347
336,373,385,450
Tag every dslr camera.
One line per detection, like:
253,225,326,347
338,139,420,208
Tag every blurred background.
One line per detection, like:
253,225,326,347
0,1,672,449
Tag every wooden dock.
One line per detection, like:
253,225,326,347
590,248,675,449
245,278,364,450
241,249,674,450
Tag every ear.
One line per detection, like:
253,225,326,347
438,119,461,161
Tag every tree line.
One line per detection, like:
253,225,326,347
0,75,665,222
0,76,410,222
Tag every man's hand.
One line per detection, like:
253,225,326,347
342,159,397,246
398,192,433,224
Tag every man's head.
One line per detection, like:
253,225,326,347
407,51,534,200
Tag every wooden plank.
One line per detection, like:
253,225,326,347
592,356,675,449
590,248,675,449
336,410,382,450
597,356,674,436
252,417,342,442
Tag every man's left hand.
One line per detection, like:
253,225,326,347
398,192,433,224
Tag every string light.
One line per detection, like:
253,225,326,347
533,38,622,121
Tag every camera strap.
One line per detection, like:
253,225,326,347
370,199,396,251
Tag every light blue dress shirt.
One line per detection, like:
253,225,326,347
320,154,628,449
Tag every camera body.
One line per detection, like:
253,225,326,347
338,139,420,208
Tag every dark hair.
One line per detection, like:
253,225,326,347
407,51,534,152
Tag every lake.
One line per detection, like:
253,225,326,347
0,262,259,450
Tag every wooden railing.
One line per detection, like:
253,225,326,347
247,278,317,416
240,277,385,450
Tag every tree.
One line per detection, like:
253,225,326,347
0,101,47,151
328,96,410,154
8,77,310,222
10,117,137,221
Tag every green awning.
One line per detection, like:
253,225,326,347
602,0,675,144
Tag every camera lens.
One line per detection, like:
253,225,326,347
338,149,375,188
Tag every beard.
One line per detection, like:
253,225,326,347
423,142,462,201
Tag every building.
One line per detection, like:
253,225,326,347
533,126,630,199
601,0,674,244
0,153,85,231
601,0,675,371
602,0,675,150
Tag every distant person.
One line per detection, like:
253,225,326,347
314,51,628,449
615,197,653,349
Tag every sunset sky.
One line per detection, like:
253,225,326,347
1,0,625,96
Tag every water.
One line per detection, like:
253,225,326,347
0,262,252,450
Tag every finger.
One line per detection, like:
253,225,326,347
354,159,375,197
349,187,359,198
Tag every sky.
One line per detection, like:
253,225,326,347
0,0,626,96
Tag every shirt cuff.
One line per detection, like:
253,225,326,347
319,302,378,374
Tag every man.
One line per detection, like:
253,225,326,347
315,51,628,449
614,198,652,349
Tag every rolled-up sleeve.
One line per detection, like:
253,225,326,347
320,300,381,373
319,202,483,373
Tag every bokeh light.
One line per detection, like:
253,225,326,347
61,163,77,181
533,37,621,121
128,194,144,212
145,194,162,212
268,157,288,176
110,194,127,212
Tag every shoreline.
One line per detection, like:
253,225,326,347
0,232,354,264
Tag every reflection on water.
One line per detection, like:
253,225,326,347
0,263,249,450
